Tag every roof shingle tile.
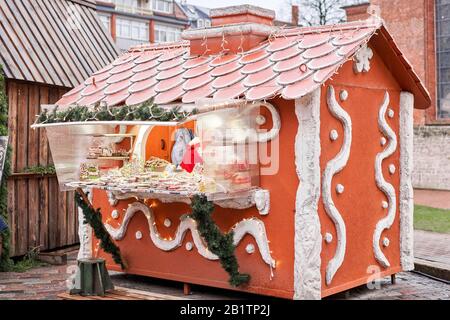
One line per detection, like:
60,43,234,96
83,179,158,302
54,21,429,109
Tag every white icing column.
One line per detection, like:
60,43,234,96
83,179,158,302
399,91,414,271
77,189,93,260
294,88,322,300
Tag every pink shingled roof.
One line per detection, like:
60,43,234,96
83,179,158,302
56,21,430,109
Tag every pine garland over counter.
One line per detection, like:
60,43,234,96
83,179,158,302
75,189,125,270
0,65,13,271
190,195,250,287
35,100,197,124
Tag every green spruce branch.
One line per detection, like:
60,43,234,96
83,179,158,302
75,190,125,270
36,100,197,124
0,65,13,271
190,195,250,287
23,164,56,175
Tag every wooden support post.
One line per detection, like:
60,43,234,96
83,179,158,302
183,283,191,295
391,274,396,284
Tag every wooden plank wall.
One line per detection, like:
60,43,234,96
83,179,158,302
6,80,78,257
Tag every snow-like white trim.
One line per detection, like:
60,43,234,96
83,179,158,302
353,44,373,73
182,23,274,40
399,91,414,271
255,102,281,143
373,91,398,268
322,85,352,286
254,189,270,215
210,5,275,19
105,202,276,269
293,88,322,300
113,189,271,215
107,191,118,207
77,188,93,260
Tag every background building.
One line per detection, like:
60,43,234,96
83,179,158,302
178,0,211,29
96,0,190,51
344,0,449,191
0,0,118,257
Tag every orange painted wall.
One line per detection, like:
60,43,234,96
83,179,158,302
92,99,298,299
91,40,406,299
320,45,403,297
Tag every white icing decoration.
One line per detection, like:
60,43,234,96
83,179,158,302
77,187,93,261
135,231,143,240
353,44,373,73
382,237,390,247
164,218,172,227
294,88,322,300
380,137,387,146
388,109,394,118
339,90,348,101
105,202,276,269
107,191,118,207
113,189,270,215
254,189,270,215
335,184,344,194
255,114,266,125
389,164,396,175
382,201,388,209
399,91,414,271
246,244,255,254
330,129,339,141
322,85,352,286
111,210,119,219
324,233,333,243
373,91,398,268
253,102,281,143
185,242,193,251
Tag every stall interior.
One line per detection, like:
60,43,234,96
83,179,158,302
44,105,262,201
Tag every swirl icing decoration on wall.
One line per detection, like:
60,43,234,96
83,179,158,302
323,85,352,285
104,202,276,270
373,92,397,268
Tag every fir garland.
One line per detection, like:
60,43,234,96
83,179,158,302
23,164,56,175
0,65,13,271
74,190,125,270
190,195,250,287
35,100,197,124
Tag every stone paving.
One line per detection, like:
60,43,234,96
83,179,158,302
415,230,450,266
0,252,449,300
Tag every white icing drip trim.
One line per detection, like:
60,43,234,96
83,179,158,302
105,202,276,268
373,91,398,268
323,85,352,286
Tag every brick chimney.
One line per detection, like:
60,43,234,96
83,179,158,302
343,2,371,22
292,5,299,26
182,5,276,55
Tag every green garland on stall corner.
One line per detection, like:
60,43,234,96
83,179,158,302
35,99,198,124
0,65,14,271
190,195,250,287
74,191,125,270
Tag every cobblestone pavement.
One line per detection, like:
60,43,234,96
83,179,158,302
415,230,450,266
0,253,449,300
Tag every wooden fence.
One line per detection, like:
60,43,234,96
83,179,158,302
6,80,79,257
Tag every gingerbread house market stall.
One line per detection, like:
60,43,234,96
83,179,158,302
32,5,430,299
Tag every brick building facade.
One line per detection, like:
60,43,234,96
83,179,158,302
345,0,450,190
